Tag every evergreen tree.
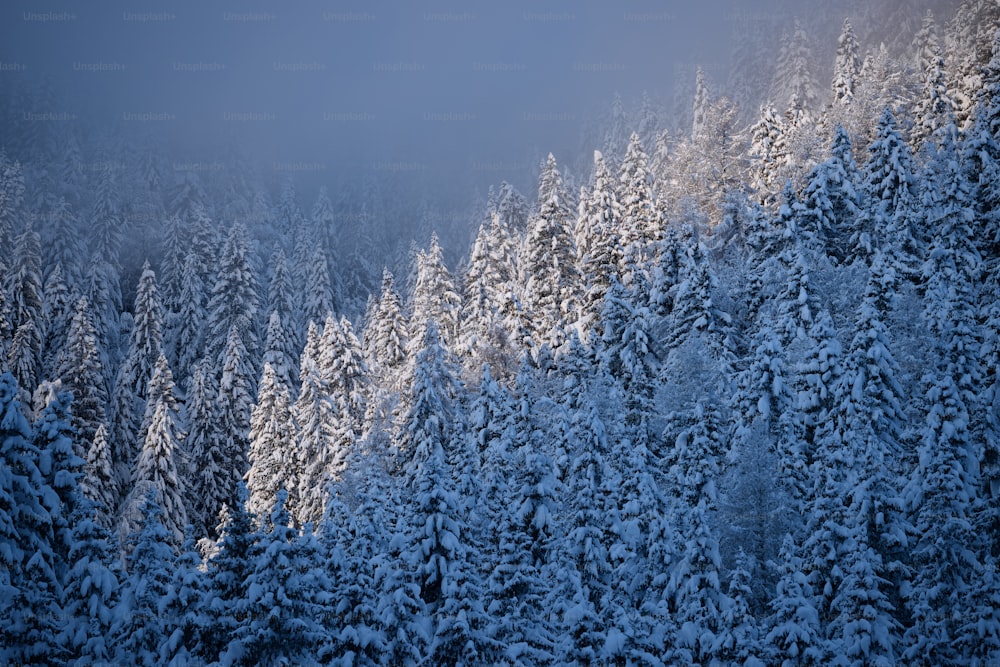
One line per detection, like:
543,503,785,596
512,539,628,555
111,261,164,485
57,297,107,451
81,424,117,528
576,150,624,335
0,372,60,666
486,437,559,665
521,158,580,349
39,263,73,380
714,550,765,666
59,498,121,667
201,485,258,663
183,358,226,538
857,109,921,273
799,125,861,265
410,233,462,351
169,251,207,380
364,269,409,379
302,244,335,332
224,493,334,665
765,534,824,667
119,355,188,546
245,363,297,519
619,132,660,283
6,225,44,394
215,326,255,524
261,309,296,390
294,349,338,527
661,399,729,666
112,493,176,666
550,382,621,664
204,223,260,370
317,496,385,666
158,530,206,665
832,19,860,106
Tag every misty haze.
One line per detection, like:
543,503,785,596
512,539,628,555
1,0,999,665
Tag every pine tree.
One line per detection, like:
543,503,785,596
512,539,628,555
486,430,559,665
81,424,116,528
86,258,123,393
59,498,121,667
576,150,624,335
912,55,955,152
57,297,107,450
6,225,44,394
112,492,176,666
294,348,337,528
410,233,462,351
119,356,188,546
245,363,297,519
765,534,824,666
158,529,206,665
169,251,207,379
267,248,295,331
364,269,409,379
111,261,164,485
714,550,765,666
832,19,860,106
260,309,296,390
182,359,225,538
201,485,258,663
224,493,334,665
204,223,260,370
550,382,620,664
661,399,729,666
0,372,60,666
215,326,255,523
521,158,580,349
799,125,861,265
316,495,384,666
619,132,660,284
858,109,921,274
39,263,72,380
302,244,335,332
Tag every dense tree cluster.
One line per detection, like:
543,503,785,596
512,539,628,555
2,4,1000,665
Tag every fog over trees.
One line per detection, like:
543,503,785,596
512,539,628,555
2,0,1000,664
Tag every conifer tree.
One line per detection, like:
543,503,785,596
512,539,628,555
261,309,296,390
205,223,260,370
832,19,860,106
0,372,61,666
169,251,207,379
112,493,176,666
224,493,334,665
245,363,297,519
576,150,624,335
119,355,187,545
181,359,223,537
60,498,121,667
215,326,255,522
619,132,660,283
57,298,107,453
410,233,462,351
111,261,164,484
765,534,823,666
81,424,117,528
521,160,580,349
40,263,72,380
201,485,258,663
364,269,409,379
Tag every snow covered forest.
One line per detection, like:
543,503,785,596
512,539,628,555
3,1,1000,665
